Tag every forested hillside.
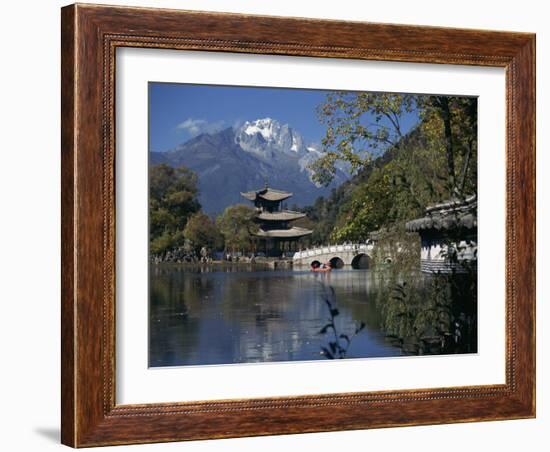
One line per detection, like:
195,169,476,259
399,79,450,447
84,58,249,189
299,92,477,250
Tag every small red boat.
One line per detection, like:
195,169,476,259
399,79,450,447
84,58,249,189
311,262,332,272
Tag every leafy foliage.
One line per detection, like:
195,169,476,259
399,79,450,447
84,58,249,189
376,267,477,355
302,92,477,247
216,204,259,253
149,164,201,255
310,92,418,185
311,92,477,198
319,286,366,359
183,212,223,254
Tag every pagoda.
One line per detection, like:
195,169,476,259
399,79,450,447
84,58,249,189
241,186,312,257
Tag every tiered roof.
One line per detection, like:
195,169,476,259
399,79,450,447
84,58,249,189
241,186,312,240
240,187,293,202
255,227,312,238
405,195,477,233
256,210,306,221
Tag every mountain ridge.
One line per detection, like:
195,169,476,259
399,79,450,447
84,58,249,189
150,118,348,214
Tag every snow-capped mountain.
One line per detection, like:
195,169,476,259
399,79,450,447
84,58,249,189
235,118,328,184
150,118,348,213
236,118,305,157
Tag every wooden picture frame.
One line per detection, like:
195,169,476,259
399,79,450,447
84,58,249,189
61,3,535,447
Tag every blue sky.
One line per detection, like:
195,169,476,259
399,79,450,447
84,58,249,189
149,82,420,152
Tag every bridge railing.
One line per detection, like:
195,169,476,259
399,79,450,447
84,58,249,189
293,243,372,260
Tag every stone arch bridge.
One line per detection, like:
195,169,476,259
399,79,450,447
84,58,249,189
293,243,374,269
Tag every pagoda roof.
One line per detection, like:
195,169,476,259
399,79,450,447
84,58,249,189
256,210,306,221
241,187,293,202
405,195,477,233
255,226,312,239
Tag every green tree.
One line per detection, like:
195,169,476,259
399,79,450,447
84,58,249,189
330,166,394,242
419,96,478,196
311,92,477,199
304,93,477,244
183,212,223,253
149,164,201,255
310,92,417,186
216,204,258,253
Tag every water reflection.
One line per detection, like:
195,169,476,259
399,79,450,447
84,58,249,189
149,265,402,367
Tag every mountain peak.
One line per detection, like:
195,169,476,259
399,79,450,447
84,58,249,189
236,117,307,158
240,118,280,142
155,118,348,213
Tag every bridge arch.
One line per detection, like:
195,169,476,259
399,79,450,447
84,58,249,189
351,253,371,269
329,256,345,269
293,243,375,268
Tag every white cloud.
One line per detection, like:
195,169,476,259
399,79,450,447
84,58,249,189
176,118,226,137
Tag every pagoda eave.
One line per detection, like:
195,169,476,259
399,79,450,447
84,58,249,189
240,187,293,202
256,210,306,221
254,227,313,239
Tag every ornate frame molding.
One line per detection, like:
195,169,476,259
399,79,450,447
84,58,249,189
62,4,535,447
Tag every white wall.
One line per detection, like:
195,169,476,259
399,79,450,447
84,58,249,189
0,1,546,451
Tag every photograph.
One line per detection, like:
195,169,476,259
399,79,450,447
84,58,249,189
147,83,478,367
51,1,537,448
